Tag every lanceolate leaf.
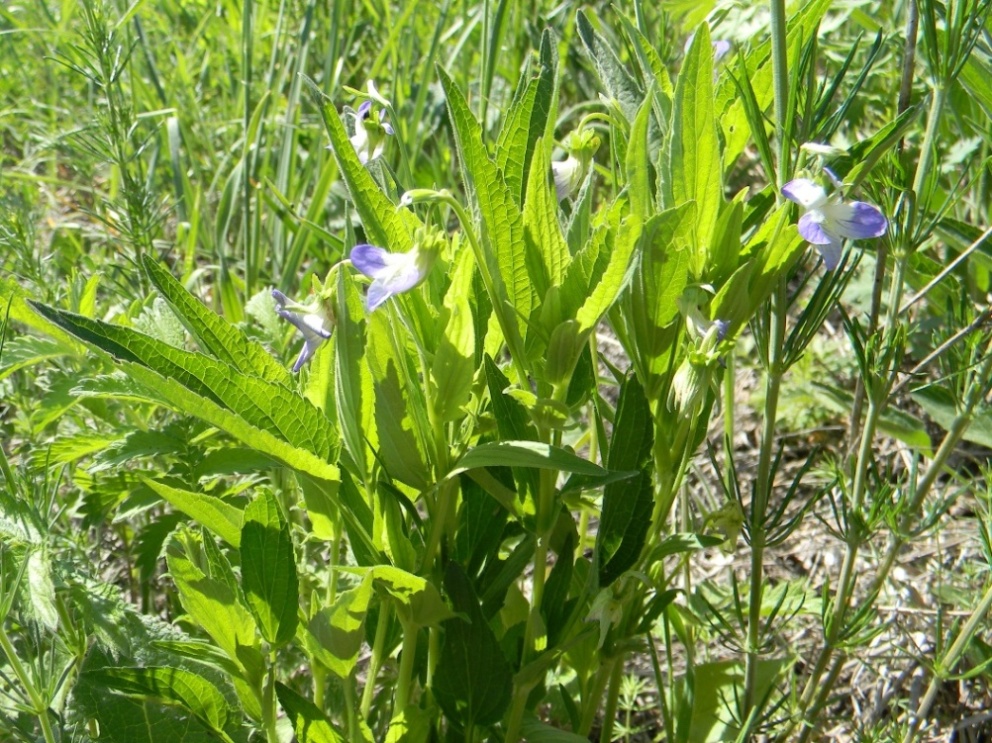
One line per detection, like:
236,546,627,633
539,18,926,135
305,574,373,678
432,248,476,422
523,139,570,298
348,565,455,628
143,478,244,548
87,666,233,736
433,563,512,728
450,441,615,480
624,204,694,382
142,257,288,384
240,490,299,646
30,303,339,468
275,683,344,743
597,376,654,587
437,66,534,347
166,543,260,672
366,311,431,489
76,363,341,484
667,24,722,272
576,9,642,124
334,271,377,484
496,30,557,205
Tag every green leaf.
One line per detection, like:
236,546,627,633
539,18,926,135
576,212,643,335
813,383,931,450
334,269,377,483
913,385,992,449
86,666,233,735
30,303,340,468
623,204,694,386
306,574,373,678
142,257,288,384
165,542,260,673
384,704,434,743
576,9,642,123
450,441,614,480
307,78,419,252
519,715,591,743
240,490,299,646
0,335,70,381
437,65,534,347
713,206,803,334
433,563,512,728
1,275,84,352
626,95,654,220
143,478,244,548
496,32,557,205
75,365,341,484
666,24,721,274
597,376,654,587
366,311,431,489
650,533,725,561
357,565,455,628
275,682,344,743
26,547,58,630
431,248,476,422
523,138,570,298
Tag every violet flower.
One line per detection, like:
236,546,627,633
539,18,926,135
350,241,438,311
782,178,888,270
272,290,332,373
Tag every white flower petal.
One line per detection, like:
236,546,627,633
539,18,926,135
782,179,828,209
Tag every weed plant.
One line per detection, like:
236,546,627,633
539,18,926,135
2,1,992,741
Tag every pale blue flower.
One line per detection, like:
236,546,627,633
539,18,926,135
349,100,394,164
272,290,332,373
551,127,600,202
782,178,888,270
552,155,582,201
350,243,437,311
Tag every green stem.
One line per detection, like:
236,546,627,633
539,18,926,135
503,678,537,743
743,280,787,722
361,602,392,720
262,660,279,743
902,580,992,743
578,654,618,735
911,85,947,203
394,615,419,714
599,653,626,743
342,673,358,742
769,0,790,188
0,624,56,743
723,352,735,491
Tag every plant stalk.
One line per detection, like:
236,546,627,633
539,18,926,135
361,601,393,720
394,614,419,714
902,579,992,743
742,279,787,722
769,0,790,188
0,624,56,743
